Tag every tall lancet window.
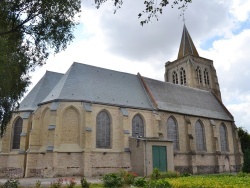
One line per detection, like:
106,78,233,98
12,117,23,149
195,120,206,151
96,111,111,148
220,123,229,152
132,115,144,137
196,66,202,84
180,67,186,85
204,68,210,85
167,116,179,150
172,71,178,84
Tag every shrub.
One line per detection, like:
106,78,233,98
132,177,147,187
150,168,180,180
237,171,249,177
150,168,161,180
65,178,76,188
160,171,180,179
146,179,172,188
242,149,250,173
35,180,41,188
3,179,20,188
49,178,63,188
102,173,124,188
119,170,138,185
80,177,91,188
181,172,191,177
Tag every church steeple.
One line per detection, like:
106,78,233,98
177,25,199,59
164,25,222,101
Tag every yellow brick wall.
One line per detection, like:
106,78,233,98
0,101,243,177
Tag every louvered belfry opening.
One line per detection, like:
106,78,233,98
96,111,111,148
12,118,23,149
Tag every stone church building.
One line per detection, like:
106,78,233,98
0,25,243,178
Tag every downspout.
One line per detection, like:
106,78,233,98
145,139,148,176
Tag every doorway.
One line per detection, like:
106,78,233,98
152,146,167,172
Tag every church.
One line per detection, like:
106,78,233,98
0,25,243,178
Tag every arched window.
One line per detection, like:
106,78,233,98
180,68,186,85
196,66,202,84
12,118,23,149
96,111,111,148
132,115,144,137
204,68,210,85
167,116,179,150
172,71,178,84
195,120,206,151
220,124,228,152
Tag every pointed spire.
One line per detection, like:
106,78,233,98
177,25,199,59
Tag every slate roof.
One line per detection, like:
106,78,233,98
41,62,153,109
19,71,63,111
177,25,199,59
19,62,233,121
142,77,233,121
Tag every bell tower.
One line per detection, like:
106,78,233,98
164,25,222,100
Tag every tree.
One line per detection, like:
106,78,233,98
238,127,250,153
238,127,250,173
242,149,250,173
0,0,81,137
94,0,192,25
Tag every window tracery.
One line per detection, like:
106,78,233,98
132,115,144,137
96,111,111,148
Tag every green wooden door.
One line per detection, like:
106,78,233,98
152,146,167,172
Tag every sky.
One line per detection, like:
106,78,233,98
27,0,250,132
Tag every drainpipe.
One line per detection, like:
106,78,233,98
145,139,148,176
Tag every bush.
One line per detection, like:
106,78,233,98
150,168,161,180
80,177,90,188
146,179,172,188
181,172,191,177
35,180,41,188
102,173,124,188
160,171,180,179
49,178,63,188
3,179,20,188
119,170,138,185
132,177,147,187
150,168,180,180
242,149,250,173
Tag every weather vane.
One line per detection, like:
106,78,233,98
182,8,186,24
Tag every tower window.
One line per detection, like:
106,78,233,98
180,68,186,85
204,69,210,85
196,67,202,84
172,71,178,84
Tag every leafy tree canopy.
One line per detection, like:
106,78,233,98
238,127,250,153
0,0,81,137
95,0,192,25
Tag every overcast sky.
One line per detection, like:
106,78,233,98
28,0,250,132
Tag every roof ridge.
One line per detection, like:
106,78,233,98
73,62,137,76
